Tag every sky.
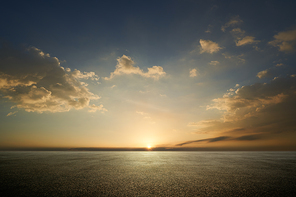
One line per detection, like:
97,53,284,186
1,0,296,150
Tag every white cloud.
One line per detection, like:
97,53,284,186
105,55,166,80
269,29,296,52
208,61,220,66
236,36,260,46
199,39,221,54
221,15,243,32
0,45,106,113
189,68,197,77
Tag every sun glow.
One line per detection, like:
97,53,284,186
147,145,151,149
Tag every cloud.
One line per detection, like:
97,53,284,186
0,45,106,113
230,28,246,41
136,111,145,115
221,15,243,32
187,119,220,127
257,65,285,79
208,136,229,142
222,53,246,63
269,29,296,52
176,134,261,146
88,104,107,113
181,75,296,149
199,39,221,54
200,76,296,137
7,111,18,116
207,89,287,121
70,69,99,81
236,36,260,46
257,69,272,79
205,24,213,33
276,63,284,67
228,24,260,47
208,61,220,66
136,111,155,123
189,68,197,77
176,138,211,146
231,28,245,35
235,134,261,141
105,55,166,80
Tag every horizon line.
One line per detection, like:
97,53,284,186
1,146,296,151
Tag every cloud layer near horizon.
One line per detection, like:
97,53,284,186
176,134,261,146
180,75,296,146
0,45,106,113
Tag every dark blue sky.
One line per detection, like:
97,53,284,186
1,0,295,69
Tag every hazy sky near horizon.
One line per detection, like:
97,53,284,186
1,0,296,149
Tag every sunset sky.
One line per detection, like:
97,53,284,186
1,0,296,150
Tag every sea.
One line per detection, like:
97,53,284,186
0,151,295,196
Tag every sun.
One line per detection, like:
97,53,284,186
147,145,151,149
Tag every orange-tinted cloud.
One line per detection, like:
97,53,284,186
0,45,106,113
105,55,166,80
